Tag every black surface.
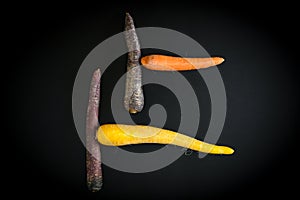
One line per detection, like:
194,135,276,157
10,2,299,199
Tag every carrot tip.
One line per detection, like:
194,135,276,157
213,57,225,65
223,146,234,155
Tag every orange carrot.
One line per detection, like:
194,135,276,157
141,55,225,71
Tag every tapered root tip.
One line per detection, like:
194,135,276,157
213,57,225,65
93,68,101,79
219,146,234,155
125,12,132,20
87,177,103,192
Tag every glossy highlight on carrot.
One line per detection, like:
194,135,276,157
141,55,225,71
97,124,234,155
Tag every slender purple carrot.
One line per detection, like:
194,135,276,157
86,68,102,191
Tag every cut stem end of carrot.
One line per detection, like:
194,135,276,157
129,108,138,114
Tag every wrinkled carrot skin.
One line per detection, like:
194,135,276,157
141,55,225,71
86,69,102,191
97,124,234,155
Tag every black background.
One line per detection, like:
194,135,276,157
9,1,299,199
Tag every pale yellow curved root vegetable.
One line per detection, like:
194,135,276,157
97,124,234,155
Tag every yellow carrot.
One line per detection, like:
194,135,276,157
97,124,234,155
141,55,224,71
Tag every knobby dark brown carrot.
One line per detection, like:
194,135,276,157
124,12,144,113
86,68,102,192
141,55,225,71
